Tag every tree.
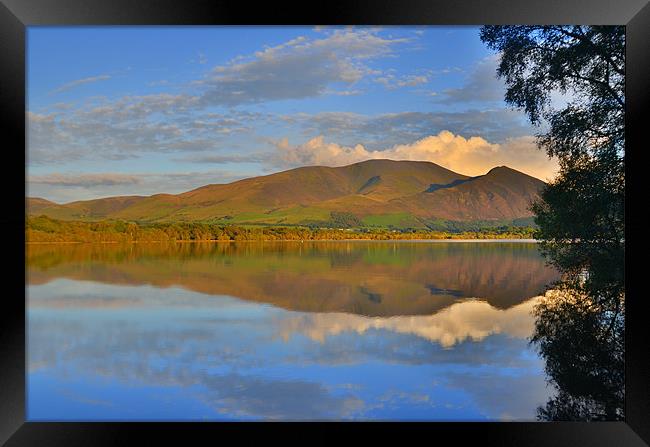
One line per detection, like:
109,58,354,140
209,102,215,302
480,26,625,420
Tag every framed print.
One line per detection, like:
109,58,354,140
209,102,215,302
1,0,649,444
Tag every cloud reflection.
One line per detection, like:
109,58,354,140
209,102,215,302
277,297,539,348
27,241,556,420
28,279,549,420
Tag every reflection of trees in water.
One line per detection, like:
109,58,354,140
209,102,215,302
531,284,624,421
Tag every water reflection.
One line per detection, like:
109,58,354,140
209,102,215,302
277,298,540,347
27,241,558,315
530,287,624,420
27,241,558,420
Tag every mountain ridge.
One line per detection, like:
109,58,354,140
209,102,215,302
27,159,545,229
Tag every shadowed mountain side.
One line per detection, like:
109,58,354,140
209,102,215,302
26,241,559,316
397,167,546,221
26,160,543,226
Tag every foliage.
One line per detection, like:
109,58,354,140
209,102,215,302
480,25,625,420
424,217,536,233
329,211,363,228
480,26,625,280
26,215,536,243
531,155,624,303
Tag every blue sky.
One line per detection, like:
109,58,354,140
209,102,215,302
27,26,557,203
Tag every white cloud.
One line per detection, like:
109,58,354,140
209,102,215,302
323,89,364,96
29,173,141,187
397,75,429,87
272,130,558,180
26,105,256,165
26,111,55,124
146,79,170,87
78,93,200,122
432,56,505,104
50,74,112,95
198,28,411,106
178,153,271,164
27,170,250,203
286,109,536,149
376,72,430,89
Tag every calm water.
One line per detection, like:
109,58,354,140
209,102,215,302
26,241,559,421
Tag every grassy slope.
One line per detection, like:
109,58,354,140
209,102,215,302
27,160,544,229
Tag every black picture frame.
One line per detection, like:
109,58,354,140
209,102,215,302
2,0,648,445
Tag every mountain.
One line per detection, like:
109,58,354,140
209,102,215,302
26,160,545,229
26,197,59,214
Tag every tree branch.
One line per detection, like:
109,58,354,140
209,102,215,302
567,70,625,110
553,26,625,77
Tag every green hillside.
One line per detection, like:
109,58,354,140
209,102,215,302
27,159,545,230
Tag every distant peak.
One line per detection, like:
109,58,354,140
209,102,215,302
27,197,59,205
483,165,545,183
352,158,436,165
352,158,400,165
484,165,522,176
487,165,511,172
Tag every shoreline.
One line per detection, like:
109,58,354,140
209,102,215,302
26,238,540,245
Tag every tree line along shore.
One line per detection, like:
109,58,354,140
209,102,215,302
26,215,536,243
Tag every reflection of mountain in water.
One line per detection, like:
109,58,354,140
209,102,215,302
28,277,541,349
27,241,559,317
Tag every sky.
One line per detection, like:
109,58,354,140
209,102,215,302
27,26,559,203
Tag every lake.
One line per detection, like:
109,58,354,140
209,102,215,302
26,240,560,421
